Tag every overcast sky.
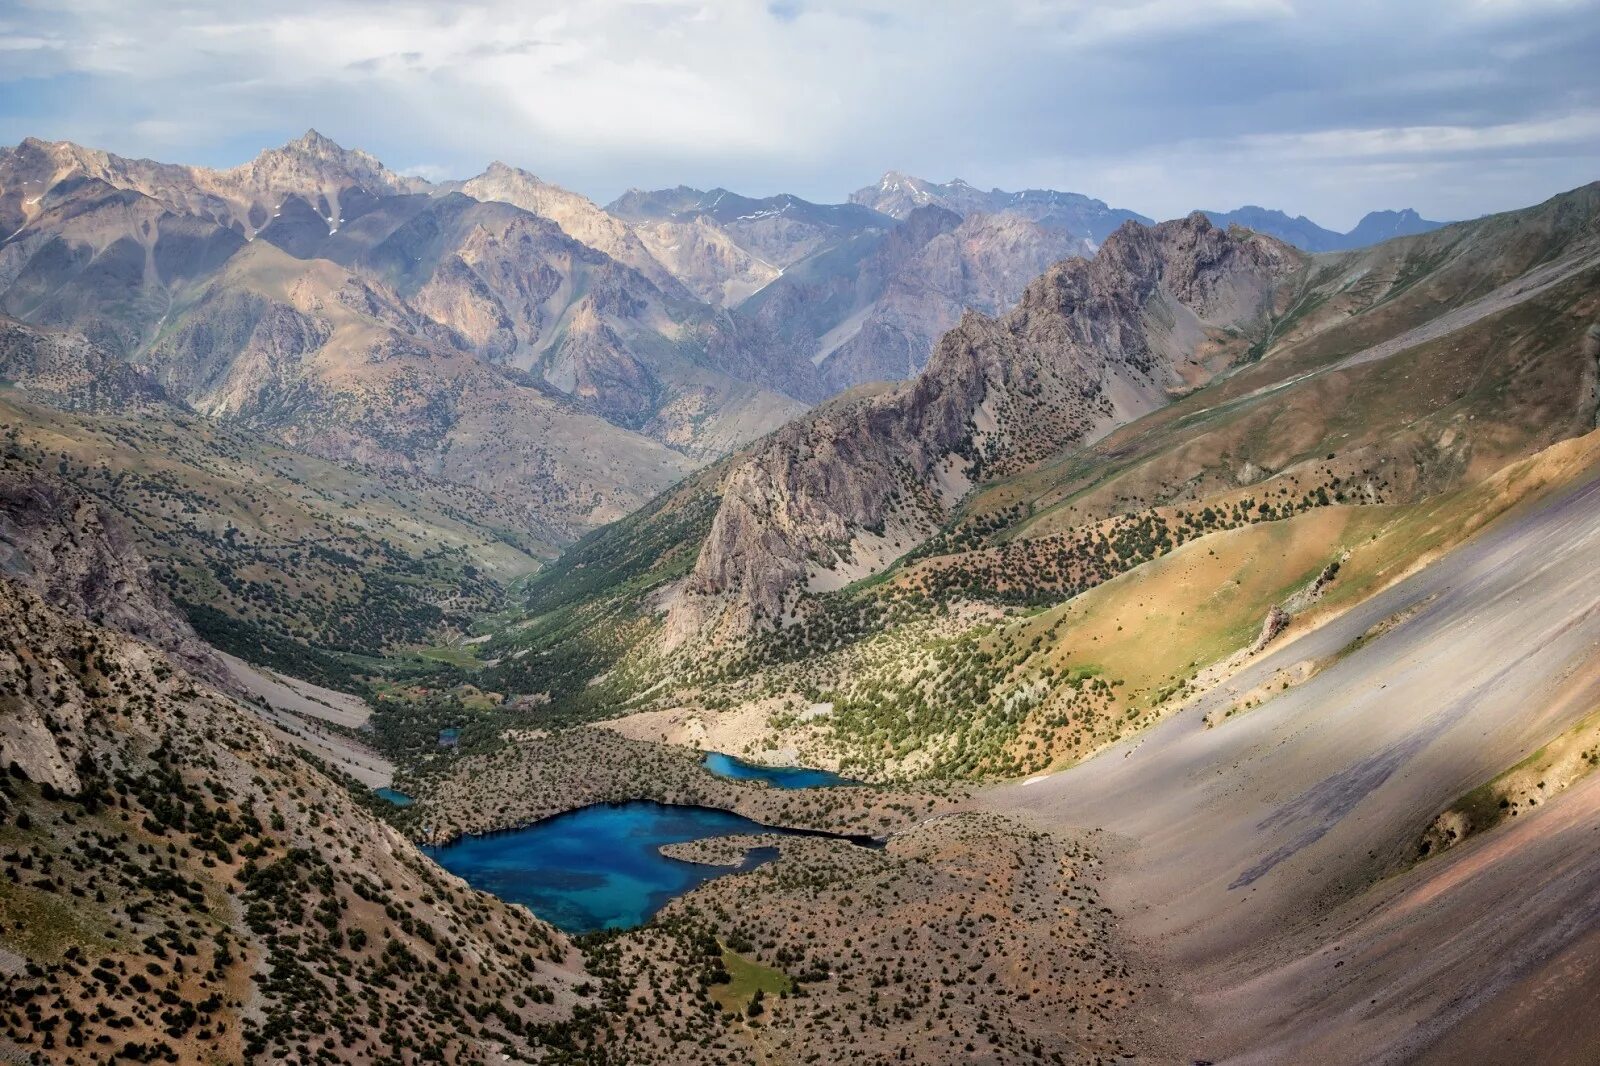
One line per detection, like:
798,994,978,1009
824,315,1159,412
1,0,1596,229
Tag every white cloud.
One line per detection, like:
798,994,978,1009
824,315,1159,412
3,0,1598,224
1231,112,1600,161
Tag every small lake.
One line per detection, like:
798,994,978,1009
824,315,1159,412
702,752,858,789
423,801,876,933
373,787,414,807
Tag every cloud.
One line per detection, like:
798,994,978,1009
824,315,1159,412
0,0,1596,227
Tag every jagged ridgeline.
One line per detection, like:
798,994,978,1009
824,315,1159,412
480,182,1600,777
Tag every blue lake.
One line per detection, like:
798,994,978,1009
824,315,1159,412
702,752,858,789
373,787,414,807
423,801,876,933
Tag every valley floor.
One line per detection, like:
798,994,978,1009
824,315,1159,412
982,435,1600,1063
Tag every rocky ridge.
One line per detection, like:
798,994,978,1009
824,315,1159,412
667,213,1300,640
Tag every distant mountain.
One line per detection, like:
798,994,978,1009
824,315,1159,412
733,205,1094,396
850,171,1447,253
606,185,896,306
1203,204,1447,251
447,161,692,300
1341,207,1446,247
0,130,427,244
0,133,752,547
1199,206,1343,251
851,171,1152,244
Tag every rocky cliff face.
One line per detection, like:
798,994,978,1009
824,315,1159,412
667,214,1300,640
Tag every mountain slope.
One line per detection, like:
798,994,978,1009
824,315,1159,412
453,160,692,299
608,185,897,307
982,431,1600,1064
0,383,557,676
0,480,584,1063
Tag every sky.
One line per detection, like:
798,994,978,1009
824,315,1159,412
1,0,1596,229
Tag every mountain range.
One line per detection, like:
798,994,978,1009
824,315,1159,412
1203,203,1447,251
2,118,1599,1065
0,127,1478,668
851,170,1447,251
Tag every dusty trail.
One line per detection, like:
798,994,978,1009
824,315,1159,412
983,458,1600,1063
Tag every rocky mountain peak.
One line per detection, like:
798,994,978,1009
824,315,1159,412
286,127,341,153
852,172,1152,242
239,128,420,197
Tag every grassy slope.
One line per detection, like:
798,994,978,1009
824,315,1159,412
710,946,793,1016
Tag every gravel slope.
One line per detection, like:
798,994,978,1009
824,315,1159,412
983,442,1600,1063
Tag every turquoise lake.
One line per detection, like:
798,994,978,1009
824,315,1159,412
702,751,858,789
423,801,877,933
373,787,414,807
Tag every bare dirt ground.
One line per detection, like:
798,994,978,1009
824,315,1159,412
983,452,1600,1063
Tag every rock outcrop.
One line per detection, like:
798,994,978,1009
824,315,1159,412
667,214,1300,641
1251,605,1292,654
